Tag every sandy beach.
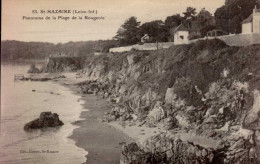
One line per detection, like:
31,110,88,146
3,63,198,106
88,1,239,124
16,70,232,164
57,79,219,164
52,74,134,164
24,72,221,163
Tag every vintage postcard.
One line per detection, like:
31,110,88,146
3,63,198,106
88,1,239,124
1,0,260,163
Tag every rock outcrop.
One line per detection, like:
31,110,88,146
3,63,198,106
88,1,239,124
121,132,257,164
146,101,165,126
43,57,85,72
28,64,40,73
24,112,64,131
121,133,221,164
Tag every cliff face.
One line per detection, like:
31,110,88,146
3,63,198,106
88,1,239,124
28,64,40,73
43,57,85,72
79,39,260,163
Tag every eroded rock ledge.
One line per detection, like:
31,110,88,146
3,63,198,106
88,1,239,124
120,131,257,164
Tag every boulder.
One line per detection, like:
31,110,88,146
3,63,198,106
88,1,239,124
53,75,66,79
165,87,186,109
205,108,217,118
165,87,177,104
24,112,64,131
243,90,260,130
81,86,93,94
200,115,225,130
146,101,165,125
231,127,254,142
175,114,191,128
159,116,179,130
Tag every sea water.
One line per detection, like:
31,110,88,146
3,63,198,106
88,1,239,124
0,64,87,164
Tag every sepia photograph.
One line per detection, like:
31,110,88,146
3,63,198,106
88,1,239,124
1,0,260,163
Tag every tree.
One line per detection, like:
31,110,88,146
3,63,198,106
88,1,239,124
197,8,214,26
196,8,216,37
183,7,197,30
183,7,197,20
165,14,183,29
200,25,216,37
139,20,168,42
215,0,258,34
114,16,141,46
215,6,229,32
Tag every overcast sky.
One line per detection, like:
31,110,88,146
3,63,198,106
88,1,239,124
2,0,225,43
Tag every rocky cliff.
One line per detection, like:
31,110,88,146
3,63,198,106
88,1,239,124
77,39,260,163
27,64,40,73
43,57,85,72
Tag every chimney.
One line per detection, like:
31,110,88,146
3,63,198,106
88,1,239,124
253,5,257,13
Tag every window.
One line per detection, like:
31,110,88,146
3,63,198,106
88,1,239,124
180,35,184,39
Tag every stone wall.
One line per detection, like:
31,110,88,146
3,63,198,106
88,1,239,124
109,42,174,53
191,33,260,47
110,33,260,53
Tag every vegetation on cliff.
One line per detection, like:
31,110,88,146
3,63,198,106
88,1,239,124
77,39,260,163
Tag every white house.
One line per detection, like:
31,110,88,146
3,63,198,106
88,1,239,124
174,24,189,45
242,6,260,34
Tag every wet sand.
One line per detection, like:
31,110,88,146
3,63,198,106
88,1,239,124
29,72,134,163
67,85,133,164
22,72,223,163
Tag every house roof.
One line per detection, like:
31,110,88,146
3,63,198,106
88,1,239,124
141,34,149,39
242,8,260,24
174,24,189,32
242,14,253,24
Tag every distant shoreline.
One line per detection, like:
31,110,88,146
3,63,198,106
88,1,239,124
1,59,47,65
